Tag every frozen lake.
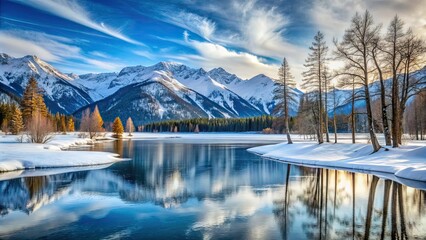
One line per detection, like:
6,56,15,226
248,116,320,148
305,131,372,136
0,138,425,239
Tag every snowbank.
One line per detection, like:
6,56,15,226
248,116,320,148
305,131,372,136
248,142,426,182
0,133,123,173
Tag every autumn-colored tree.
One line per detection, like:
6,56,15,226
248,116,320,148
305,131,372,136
112,117,124,138
79,106,104,138
10,106,24,135
60,115,67,132
125,117,134,136
67,118,75,132
1,118,9,134
92,105,104,131
21,77,48,122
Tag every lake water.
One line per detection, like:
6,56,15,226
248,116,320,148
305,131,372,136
0,139,425,239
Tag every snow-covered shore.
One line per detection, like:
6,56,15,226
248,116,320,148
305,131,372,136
0,133,123,173
248,141,426,182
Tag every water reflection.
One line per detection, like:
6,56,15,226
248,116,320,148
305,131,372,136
0,140,425,239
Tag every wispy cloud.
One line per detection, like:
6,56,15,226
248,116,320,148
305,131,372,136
0,30,125,72
153,0,305,80
162,11,216,41
11,0,143,45
179,32,279,79
309,0,426,41
0,32,58,61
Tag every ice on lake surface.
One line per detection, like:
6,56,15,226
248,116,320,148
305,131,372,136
0,139,425,239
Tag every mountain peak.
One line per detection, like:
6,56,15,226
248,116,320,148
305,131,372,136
0,53,13,64
0,53,12,60
252,73,267,79
153,61,184,71
208,67,241,84
22,54,40,61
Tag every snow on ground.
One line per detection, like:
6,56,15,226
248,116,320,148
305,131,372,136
248,136,426,183
0,133,122,173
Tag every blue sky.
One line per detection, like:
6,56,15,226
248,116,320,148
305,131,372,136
1,0,425,80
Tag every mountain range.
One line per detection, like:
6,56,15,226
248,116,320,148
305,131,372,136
0,53,303,125
2,53,424,126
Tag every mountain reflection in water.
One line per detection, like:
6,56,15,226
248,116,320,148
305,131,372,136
0,140,425,239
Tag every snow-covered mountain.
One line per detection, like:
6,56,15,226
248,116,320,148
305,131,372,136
0,54,283,123
0,53,93,114
208,67,303,115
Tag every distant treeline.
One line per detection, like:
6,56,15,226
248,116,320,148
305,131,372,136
141,116,275,132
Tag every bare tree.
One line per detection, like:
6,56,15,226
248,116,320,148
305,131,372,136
398,29,426,142
383,15,406,147
303,31,329,144
273,57,298,144
26,112,54,143
334,10,381,152
323,66,331,142
126,117,134,136
371,36,392,146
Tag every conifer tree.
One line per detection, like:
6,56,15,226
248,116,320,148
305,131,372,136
273,57,297,144
126,117,134,136
92,105,104,131
303,31,328,144
112,117,124,138
10,106,24,135
67,118,75,132
60,115,67,133
21,77,48,122
1,118,9,134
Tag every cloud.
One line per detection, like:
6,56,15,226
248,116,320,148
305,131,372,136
11,0,143,45
0,30,124,72
0,32,58,61
310,0,426,41
153,0,306,80
180,35,279,79
162,11,216,41
133,50,154,60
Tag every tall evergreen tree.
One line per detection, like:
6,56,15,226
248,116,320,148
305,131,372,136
67,118,75,132
303,31,328,144
112,117,124,138
273,57,297,144
21,77,48,122
10,106,24,135
92,105,104,131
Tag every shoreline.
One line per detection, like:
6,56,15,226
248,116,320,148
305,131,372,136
248,141,426,185
0,133,124,174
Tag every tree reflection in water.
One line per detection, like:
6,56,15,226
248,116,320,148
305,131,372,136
272,168,425,239
0,140,424,239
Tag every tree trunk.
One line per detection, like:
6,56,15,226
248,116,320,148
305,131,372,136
325,77,330,142
318,53,324,144
391,70,400,147
372,51,392,146
365,83,381,152
351,78,356,144
333,86,338,143
285,112,292,144
363,47,381,152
